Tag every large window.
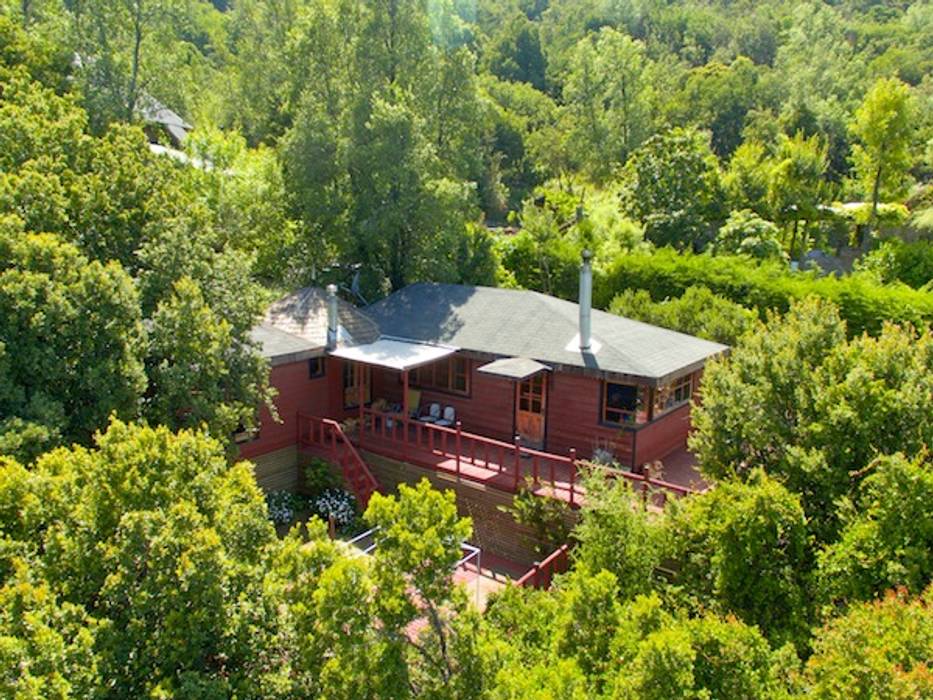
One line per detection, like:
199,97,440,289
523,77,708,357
654,374,694,415
603,382,640,425
411,357,469,395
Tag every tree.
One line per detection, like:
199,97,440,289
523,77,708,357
767,131,828,259
691,298,933,541
571,470,661,597
664,471,812,648
364,478,489,697
563,27,654,182
817,453,933,607
849,77,916,230
667,57,761,159
804,587,933,700
620,127,724,250
0,419,281,696
0,228,145,462
72,0,194,127
712,209,785,261
350,92,478,292
145,277,274,442
723,141,773,218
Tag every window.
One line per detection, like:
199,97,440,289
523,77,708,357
308,357,325,379
654,374,694,415
233,424,259,444
411,357,469,394
603,382,640,425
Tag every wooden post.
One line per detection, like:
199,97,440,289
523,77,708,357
455,421,462,477
357,364,364,449
513,436,522,490
569,448,577,507
402,369,410,459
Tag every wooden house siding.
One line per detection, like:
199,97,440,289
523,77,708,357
244,352,693,474
546,371,634,461
371,361,515,443
240,357,344,460
633,403,691,467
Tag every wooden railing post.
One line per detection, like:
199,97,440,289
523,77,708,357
455,421,462,477
569,448,577,507
513,436,522,490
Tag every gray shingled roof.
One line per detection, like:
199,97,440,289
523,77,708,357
251,287,379,365
365,284,727,385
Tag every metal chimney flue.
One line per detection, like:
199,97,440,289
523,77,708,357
326,284,339,350
579,250,592,352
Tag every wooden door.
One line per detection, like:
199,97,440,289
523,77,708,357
343,363,371,408
516,373,547,447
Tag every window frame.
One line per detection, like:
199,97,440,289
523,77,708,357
653,373,694,417
601,381,641,426
410,356,470,396
308,356,326,380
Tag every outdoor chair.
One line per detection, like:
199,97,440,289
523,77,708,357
419,403,441,423
407,388,422,418
434,406,456,427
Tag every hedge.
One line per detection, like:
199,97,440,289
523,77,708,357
594,249,933,337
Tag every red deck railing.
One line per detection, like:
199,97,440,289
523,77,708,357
516,543,572,589
297,410,698,509
297,412,381,508
358,407,581,505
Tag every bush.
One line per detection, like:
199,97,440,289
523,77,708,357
266,490,307,526
304,457,339,498
609,285,757,345
313,488,358,532
499,479,573,555
596,247,933,337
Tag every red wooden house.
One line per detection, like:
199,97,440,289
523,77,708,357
240,254,726,503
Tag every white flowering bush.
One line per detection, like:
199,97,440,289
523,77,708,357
266,490,307,526
314,488,357,530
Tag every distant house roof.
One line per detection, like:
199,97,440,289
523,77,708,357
365,284,727,385
136,95,193,146
251,287,379,366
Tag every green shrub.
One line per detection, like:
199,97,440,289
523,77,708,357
304,457,340,498
596,248,933,336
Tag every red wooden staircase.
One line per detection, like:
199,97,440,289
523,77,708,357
297,413,381,508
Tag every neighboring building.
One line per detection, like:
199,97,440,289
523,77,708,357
241,255,726,501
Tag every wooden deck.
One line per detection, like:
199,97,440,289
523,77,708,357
299,410,700,508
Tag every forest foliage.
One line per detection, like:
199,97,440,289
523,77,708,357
2,0,933,697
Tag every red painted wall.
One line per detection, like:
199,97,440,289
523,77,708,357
546,372,634,460
371,361,515,442
244,352,693,469
633,403,691,467
239,357,344,460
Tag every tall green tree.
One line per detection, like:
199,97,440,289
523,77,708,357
0,227,145,462
691,298,933,541
849,77,917,230
664,471,812,648
620,126,724,250
563,27,654,182
767,131,828,259
817,452,933,607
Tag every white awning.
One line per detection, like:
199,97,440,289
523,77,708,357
329,338,458,371
477,357,551,380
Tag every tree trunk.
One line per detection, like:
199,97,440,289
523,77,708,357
870,164,883,232
127,0,143,122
